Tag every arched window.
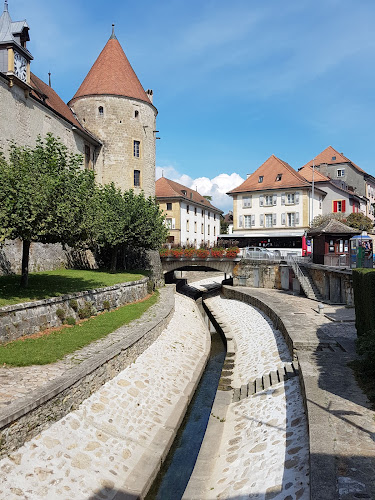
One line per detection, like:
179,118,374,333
98,106,104,116
134,110,139,118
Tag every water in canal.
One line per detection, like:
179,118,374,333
145,326,226,500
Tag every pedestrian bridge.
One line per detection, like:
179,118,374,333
161,257,241,275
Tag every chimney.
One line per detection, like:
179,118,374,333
146,89,153,103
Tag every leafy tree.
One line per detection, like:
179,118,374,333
310,212,346,228
88,183,127,272
346,212,373,232
0,134,96,287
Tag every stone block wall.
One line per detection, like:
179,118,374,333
308,265,353,305
0,239,97,276
232,259,282,289
0,286,175,457
0,278,148,343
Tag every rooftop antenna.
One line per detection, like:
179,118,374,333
110,23,117,40
162,170,164,177
48,71,51,87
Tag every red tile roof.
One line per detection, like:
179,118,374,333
301,146,365,173
298,165,330,182
156,177,223,213
69,38,152,105
30,73,88,134
228,155,311,194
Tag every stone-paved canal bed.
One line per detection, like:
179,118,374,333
0,293,210,499
184,293,310,499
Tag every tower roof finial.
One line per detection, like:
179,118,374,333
110,23,117,40
4,0,8,12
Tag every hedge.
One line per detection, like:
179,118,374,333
352,269,375,337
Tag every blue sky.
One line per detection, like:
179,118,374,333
8,0,375,211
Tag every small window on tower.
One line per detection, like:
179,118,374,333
135,110,139,118
134,170,140,187
134,140,140,158
98,106,104,116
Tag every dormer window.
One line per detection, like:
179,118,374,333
98,106,104,116
258,176,263,183
182,190,187,196
332,156,336,161
276,173,282,181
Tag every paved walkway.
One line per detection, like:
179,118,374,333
0,294,210,499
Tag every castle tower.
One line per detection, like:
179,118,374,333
69,26,157,197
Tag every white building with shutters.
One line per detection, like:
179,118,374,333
227,155,325,253
156,177,222,247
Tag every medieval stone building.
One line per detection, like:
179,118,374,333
0,1,157,198
0,1,157,273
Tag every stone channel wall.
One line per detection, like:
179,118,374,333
0,286,175,458
0,278,149,343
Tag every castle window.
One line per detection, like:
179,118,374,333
98,106,104,116
134,170,140,187
84,145,91,170
134,140,140,158
134,110,139,118
166,202,172,210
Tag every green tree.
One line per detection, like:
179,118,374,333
310,212,346,228
346,212,373,232
89,183,127,272
0,134,96,287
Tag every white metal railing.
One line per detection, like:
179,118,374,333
288,255,312,294
323,254,350,268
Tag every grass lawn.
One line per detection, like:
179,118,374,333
0,269,149,307
0,291,159,366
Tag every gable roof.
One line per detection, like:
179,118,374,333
69,36,152,106
301,146,365,174
298,165,330,183
308,218,360,235
156,177,223,213
29,73,100,143
228,155,311,195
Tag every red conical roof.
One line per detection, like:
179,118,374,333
70,37,152,105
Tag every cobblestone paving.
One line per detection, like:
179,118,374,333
203,294,309,500
0,294,209,499
207,295,291,386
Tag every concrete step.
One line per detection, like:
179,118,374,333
233,362,299,402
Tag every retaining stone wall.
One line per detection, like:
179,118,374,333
0,278,148,343
232,260,282,289
0,286,175,458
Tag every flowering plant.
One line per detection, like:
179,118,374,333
170,247,184,258
225,247,240,258
196,248,210,258
183,248,196,258
210,247,225,258
159,247,170,257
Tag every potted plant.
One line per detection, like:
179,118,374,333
196,248,210,258
159,247,170,258
210,247,225,258
171,247,184,258
225,246,240,258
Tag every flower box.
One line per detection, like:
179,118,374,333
196,249,210,258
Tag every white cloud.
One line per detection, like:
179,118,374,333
156,166,243,213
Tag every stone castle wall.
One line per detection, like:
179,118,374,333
0,76,94,159
0,277,148,343
70,95,157,197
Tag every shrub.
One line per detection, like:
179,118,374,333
56,308,66,322
69,299,78,312
78,301,95,319
352,269,375,337
65,316,76,326
210,247,225,258
225,247,240,258
171,247,184,258
103,300,110,311
159,247,170,257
